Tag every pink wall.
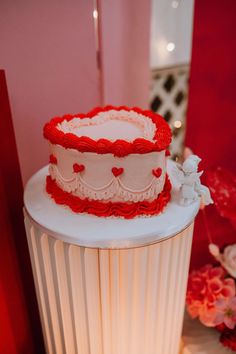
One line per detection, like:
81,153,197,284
0,1,151,184
0,0,100,184
98,0,151,108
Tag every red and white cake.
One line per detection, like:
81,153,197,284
43,106,172,218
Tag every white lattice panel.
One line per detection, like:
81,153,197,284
25,214,194,354
150,65,189,159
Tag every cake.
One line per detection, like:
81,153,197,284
43,106,172,218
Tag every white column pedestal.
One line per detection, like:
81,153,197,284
24,162,199,354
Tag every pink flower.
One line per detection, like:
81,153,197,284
186,264,236,327
199,305,219,327
213,297,236,329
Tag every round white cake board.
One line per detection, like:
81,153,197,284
24,160,200,249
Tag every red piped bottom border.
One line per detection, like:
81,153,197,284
46,175,172,219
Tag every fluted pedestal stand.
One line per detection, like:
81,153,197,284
24,161,200,354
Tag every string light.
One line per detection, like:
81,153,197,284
171,1,179,8
93,9,98,19
174,120,182,128
166,42,175,52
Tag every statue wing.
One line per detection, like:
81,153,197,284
186,171,203,184
172,164,185,184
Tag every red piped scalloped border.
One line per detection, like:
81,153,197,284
46,174,172,219
43,106,172,157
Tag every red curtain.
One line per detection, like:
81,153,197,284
186,1,236,269
0,70,44,353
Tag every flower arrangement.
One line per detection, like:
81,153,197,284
186,244,236,351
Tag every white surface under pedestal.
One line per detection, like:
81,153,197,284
24,160,200,249
182,313,235,353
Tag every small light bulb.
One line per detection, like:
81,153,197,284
166,42,175,52
174,120,182,128
93,9,98,19
172,1,179,8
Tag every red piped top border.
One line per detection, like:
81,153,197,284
43,106,172,157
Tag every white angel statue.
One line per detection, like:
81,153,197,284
173,154,213,206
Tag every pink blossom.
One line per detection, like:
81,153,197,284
199,305,219,327
213,297,236,329
186,264,236,327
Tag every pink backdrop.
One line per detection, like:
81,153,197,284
0,0,150,185
0,0,100,184
99,0,151,107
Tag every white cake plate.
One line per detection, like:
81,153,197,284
24,160,200,249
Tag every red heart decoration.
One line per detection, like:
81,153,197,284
49,154,57,164
73,163,85,173
112,167,124,177
165,150,171,157
152,167,162,178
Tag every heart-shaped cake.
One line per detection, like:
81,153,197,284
44,106,172,218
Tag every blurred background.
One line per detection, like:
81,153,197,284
0,1,236,353
150,0,194,159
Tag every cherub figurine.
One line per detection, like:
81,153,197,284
173,154,213,206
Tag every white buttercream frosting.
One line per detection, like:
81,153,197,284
57,110,156,142
50,163,165,202
49,145,167,203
